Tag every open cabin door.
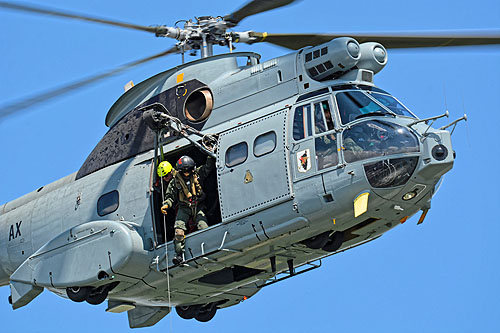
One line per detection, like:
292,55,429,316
216,109,291,222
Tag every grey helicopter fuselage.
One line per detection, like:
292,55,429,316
0,37,454,327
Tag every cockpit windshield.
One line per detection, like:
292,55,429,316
336,91,393,124
335,87,417,125
342,120,420,163
367,92,415,118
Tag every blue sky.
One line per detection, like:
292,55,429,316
0,0,499,331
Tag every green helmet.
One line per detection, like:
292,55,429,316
157,161,173,177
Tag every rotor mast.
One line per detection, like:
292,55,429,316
155,16,233,59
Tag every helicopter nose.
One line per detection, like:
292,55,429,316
417,130,454,181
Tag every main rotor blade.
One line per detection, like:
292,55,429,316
0,47,179,121
0,1,161,34
224,0,297,26
244,31,500,49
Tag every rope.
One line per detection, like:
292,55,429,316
157,134,173,329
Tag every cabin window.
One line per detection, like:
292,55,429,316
226,142,248,167
293,104,312,141
97,190,119,216
254,131,277,157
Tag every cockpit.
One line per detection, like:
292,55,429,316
292,84,421,188
342,120,419,163
333,85,416,124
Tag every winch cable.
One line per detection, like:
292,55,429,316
160,174,174,330
156,131,173,324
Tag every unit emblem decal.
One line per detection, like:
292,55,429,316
297,149,311,173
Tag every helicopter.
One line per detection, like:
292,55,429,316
0,0,500,328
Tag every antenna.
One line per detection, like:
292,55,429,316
462,94,472,148
443,83,449,115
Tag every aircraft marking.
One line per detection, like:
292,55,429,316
297,149,311,173
8,221,22,241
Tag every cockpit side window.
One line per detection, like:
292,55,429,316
292,99,340,171
368,93,416,118
314,103,326,134
312,100,338,170
336,91,385,125
315,133,338,170
293,104,312,141
313,100,334,134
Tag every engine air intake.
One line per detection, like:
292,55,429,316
184,88,213,123
304,37,361,81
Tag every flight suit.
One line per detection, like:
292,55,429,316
163,156,214,256
343,136,364,162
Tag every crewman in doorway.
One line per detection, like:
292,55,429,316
154,161,175,199
161,155,214,265
157,161,175,184
154,161,175,245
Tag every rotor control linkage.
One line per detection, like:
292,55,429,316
141,103,217,158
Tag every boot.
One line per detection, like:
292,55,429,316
173,237,185,265
172,253,184,265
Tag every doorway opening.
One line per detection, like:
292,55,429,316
151,145,221,246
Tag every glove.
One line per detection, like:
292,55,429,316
161,204,169,215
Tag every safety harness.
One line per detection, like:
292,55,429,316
174,172,203,208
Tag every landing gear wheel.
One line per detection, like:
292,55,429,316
195,304,217,322
66,287,90,303
302,231,330,249
176,304,202,319
86,288,109,305
322,231,344,252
